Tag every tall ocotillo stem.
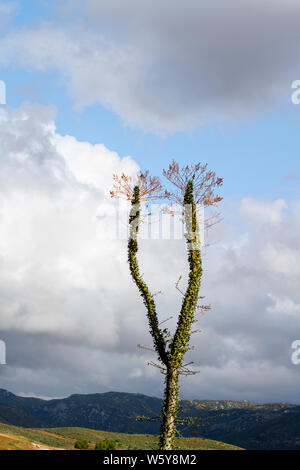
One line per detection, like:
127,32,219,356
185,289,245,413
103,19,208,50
111,163,222,452
159,180,202,450
127,185,169,366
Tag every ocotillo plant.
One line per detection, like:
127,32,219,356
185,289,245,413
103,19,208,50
110,162,222,450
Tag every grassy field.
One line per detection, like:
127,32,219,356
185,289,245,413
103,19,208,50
0,422,243,450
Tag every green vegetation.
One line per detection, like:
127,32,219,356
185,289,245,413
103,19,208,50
74,439,89,450
0,421,242,450
0,422,65,448
95,438,117,450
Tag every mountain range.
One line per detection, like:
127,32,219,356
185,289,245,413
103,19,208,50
0,388,299,450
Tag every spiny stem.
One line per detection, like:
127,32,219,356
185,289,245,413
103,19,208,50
127,185,169,366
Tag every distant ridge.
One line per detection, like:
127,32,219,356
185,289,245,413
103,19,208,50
0,388,299,449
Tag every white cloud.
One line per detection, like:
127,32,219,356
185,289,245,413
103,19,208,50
1,1,300,132
0,104,140,350
52,134,136,193
267,294,300,316
0,1,16,32
262,245,300,276
0,104,300,402
241,198,287,225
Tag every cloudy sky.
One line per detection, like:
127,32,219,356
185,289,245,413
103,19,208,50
0,0,300,403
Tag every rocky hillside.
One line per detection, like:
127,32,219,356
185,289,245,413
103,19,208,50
0,389,299,449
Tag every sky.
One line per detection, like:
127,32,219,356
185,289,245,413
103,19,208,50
0,0,300,403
